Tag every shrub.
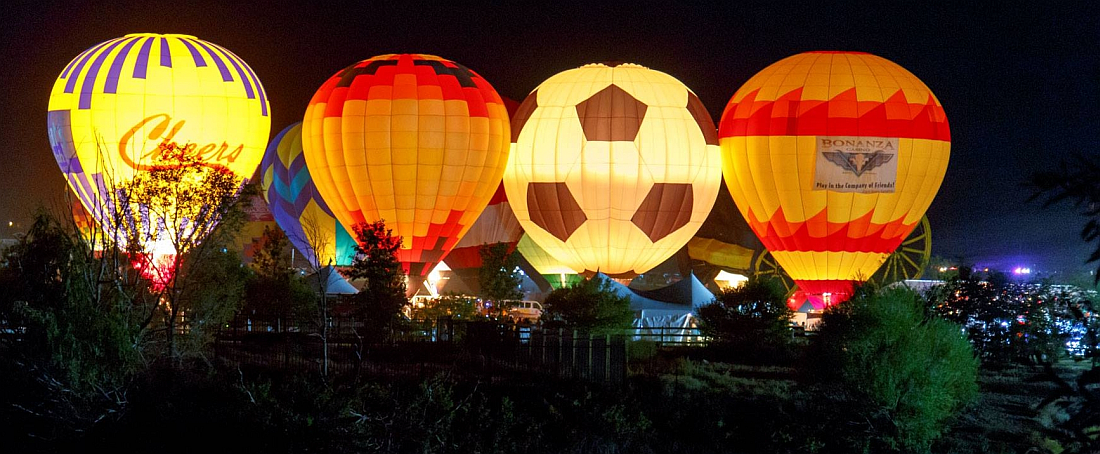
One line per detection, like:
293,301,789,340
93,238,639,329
627,339,659,363
541,277,633,333
811,286,980,452
411,292,482,321
695,277,793,362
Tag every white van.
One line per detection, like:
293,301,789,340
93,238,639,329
507,301,543,322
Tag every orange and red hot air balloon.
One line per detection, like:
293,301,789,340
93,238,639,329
718,51,950,307
301,54,511,295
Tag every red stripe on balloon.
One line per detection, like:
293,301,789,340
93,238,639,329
719,87,950,141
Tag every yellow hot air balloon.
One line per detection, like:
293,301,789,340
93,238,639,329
301,54,511,294
515,233,581,289
718,51,950,306
504,63,723,276
47,33,271,262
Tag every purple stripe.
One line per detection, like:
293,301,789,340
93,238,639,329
103,38,140,94
61,45,95,79
69,171,98,219
132,37,154,79
78,38,126,109
64,38,121,93
291,189,318,214
178,37,206,67
90,174,114,228
288,152,308,177
209,43,255,98
187,38,233,82
159,37,172,67
219,45,269,116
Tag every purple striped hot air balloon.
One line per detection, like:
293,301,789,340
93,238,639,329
260,122,356,268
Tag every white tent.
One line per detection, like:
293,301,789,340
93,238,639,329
304,265,358,296
591,273,715,343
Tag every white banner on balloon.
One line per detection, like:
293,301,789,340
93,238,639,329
813,136,898,193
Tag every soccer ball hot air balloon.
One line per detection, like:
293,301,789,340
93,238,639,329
504,62,723,276
301,54,511,295
47,33,271,279
718,51,950,306
261,122,357,268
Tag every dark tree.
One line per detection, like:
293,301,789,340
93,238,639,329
346,220,408,341
243,226,315,322
541,277,633,333
411,293,481,321
1030,157,1100,451
250,225,290,279
120,142,250,358
478,242,523,315
0,210,150,443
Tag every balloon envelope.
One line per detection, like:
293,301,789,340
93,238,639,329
47,33,271,255
504,63,723,276
261,122,356,268
301,54,511,290
718,51,950,305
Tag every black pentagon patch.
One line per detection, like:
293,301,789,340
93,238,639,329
686,92,718,145
527,182,587,242
511,90,538,143
336,60,398,88
414,60,477,88
575,84,647,142
631,183,694,242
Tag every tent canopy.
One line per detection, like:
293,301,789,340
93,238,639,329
590,272,715,330
304,265,358,295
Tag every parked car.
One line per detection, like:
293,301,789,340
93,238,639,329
506,301,543,322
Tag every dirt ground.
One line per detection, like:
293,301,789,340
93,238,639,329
938,361,1094,453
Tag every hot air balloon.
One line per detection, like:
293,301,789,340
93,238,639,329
261,122,356,268
504,62,723,277
47,33,271,286
718,51,950,306
301,54,511,296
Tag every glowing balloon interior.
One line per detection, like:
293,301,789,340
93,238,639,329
718,51,950,305
47,33,271,263
504,62,723,276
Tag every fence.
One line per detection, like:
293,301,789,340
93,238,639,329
628,326,706,346
212,317,631,384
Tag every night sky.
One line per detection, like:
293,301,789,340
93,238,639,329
2,1,1098,274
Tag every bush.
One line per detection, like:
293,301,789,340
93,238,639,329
411,292,482,321
695,277,794,362
627,339,659,363
541,277,633,333
811,286,980,452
